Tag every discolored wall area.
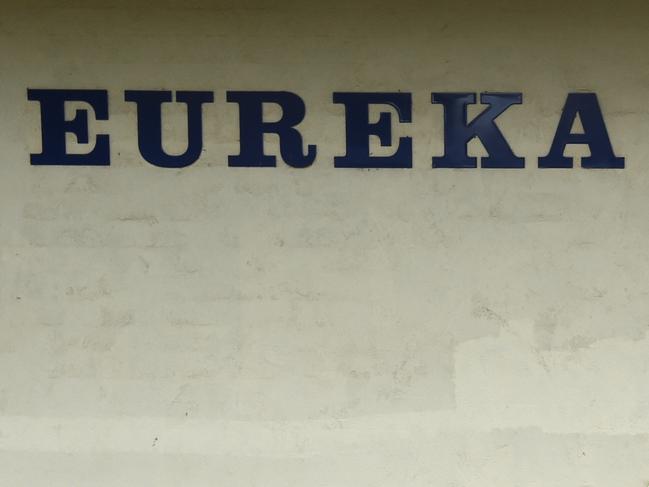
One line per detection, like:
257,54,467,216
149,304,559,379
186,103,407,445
1,0,649,485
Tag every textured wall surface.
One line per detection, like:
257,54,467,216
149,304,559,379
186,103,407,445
1,0,649,485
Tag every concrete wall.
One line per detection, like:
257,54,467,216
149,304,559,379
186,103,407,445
1,0,649,485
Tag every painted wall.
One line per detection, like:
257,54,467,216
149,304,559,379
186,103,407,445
1,0,649,485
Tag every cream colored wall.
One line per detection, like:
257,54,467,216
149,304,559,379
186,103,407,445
1,0,649,485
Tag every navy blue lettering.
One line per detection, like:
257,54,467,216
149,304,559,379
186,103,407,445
124,90,214,168
227,91,316,168
28,89,110,165
539,93,624,169
432,92,523,169
333,92,412,168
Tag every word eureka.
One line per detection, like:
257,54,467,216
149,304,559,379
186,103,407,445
27,89,624,169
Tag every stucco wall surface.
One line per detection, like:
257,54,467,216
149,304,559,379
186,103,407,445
1,0,649,485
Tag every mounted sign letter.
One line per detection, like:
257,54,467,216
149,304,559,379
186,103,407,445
227,91,316,168
28,89,110,166
333,92,412,169
125,90,214,168
432,92,523,169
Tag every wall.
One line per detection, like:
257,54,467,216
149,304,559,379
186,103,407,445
1,0,649,485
